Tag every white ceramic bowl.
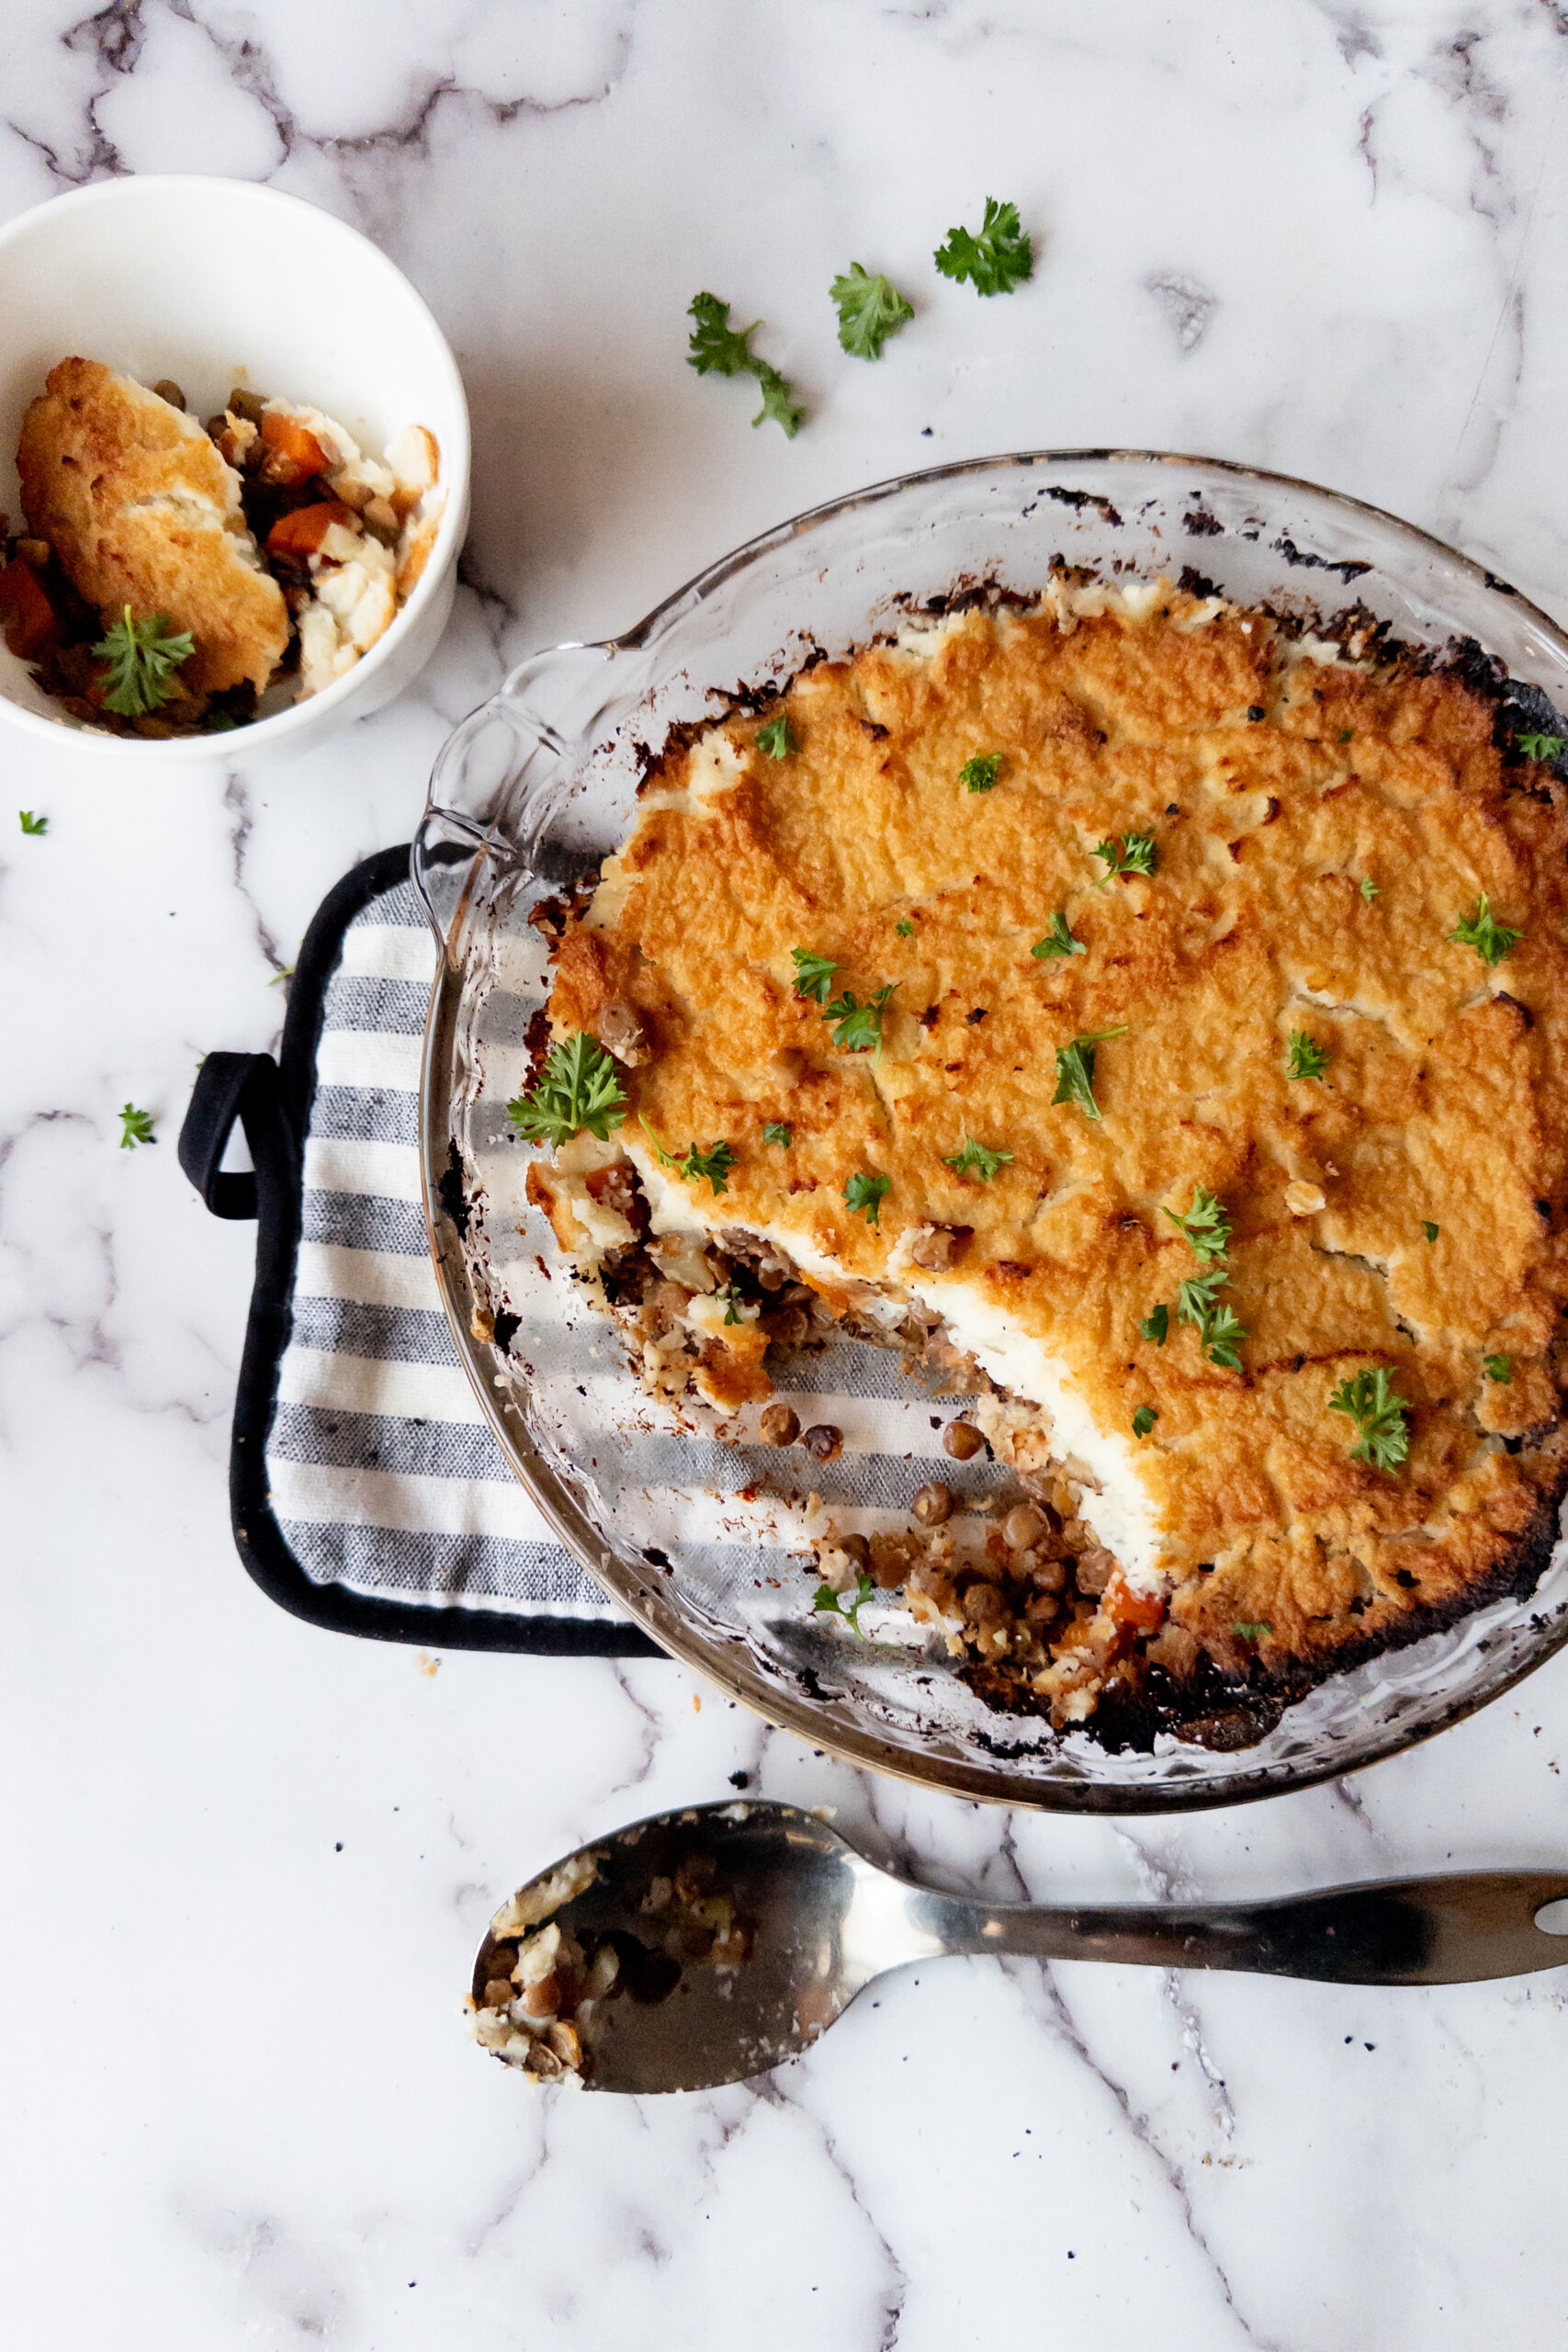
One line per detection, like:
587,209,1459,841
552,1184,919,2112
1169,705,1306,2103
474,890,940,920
0,175,470,763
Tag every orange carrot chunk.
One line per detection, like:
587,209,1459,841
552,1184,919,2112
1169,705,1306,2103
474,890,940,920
265,500,355,560
0,556,62,660
1101,1568,1166,1637
258,409,330,485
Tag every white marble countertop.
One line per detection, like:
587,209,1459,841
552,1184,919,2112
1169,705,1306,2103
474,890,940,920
7,4,1568,2346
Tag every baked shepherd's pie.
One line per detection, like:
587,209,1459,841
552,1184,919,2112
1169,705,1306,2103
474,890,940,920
514,574,1568,1747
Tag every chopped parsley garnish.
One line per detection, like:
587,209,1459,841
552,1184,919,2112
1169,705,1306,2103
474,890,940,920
1177,1270,1247,1370
829,263,914,358
933,197,1033,296
844,1171,890,1225
267,965,295,989
942,1136,1014,1182
1447,893,1520,967
751,365,805,435
960,752,1002,793
1286,1031,1329,1082
814,1569,875,1637
1138,1305,1169,1346
763,1122,793,1147
1483,1351,1513,1384
1337,728,1354,744
1360,876,1380,902
895,918,914,937
1132,1406,1157,1438
687,290,759,376
1053,1027,1125,1121
1092,831,1158,885
717,1283,743,1327
1422,1220,1439,1243
1032,911,1086,960
18,809,46,835
93,606,195,716
685,292,803,435
678,1139,738,1194
1516,732,1565,762
1233,1621,1272,1641
823,982,897,1052
639,1118,739,1194
755,714,797,758
1328,1367,1411,1471
1162,1184,1232,1262
507,1035,626,1148
118,1102,156,1149
791,947,840,1004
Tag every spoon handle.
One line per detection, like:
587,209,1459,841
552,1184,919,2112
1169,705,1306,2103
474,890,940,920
912,1871,1568,1985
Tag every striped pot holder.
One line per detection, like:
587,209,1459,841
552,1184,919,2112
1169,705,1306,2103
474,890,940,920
178,845,658,1656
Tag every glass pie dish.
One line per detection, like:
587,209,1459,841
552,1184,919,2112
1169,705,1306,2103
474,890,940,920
415,449,1568,1813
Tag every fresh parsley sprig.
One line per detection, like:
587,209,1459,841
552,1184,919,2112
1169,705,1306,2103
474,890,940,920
1177,1272,1247,1371
1162,1184,1232,1262
18,809,46,835
895,918,914,938
508,1035,627,1149
814,1569,875,1637
934,198,1033,297
942,1136,1014,1182
1360,876,1380,902
960,753,1002,793
1092,832,1158,885
637,1116,738,1194
1032,911,1085,960
1286,1032,1329,1082
685,292,803,435
1233,1621,1272,1642
823,982,897,1053
680,1140,738,1193
844,1170,890,1225
1328,1367,1411,1471
755,714,797,758
751,365,804,435
830,264,914,358
791,947,840,1004
1132,1406,1157,1438
1483,1351,1512,1385
1447,893,1520,967
118,1102,156,1149
763,1121,793,1147
1138,1305,1169,1346
1516,732,1565,762
93,606,195,717
1053,1027,1126,1121
687,291,760,376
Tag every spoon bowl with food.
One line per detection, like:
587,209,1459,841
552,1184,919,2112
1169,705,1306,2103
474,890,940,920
470,1799,1568,2094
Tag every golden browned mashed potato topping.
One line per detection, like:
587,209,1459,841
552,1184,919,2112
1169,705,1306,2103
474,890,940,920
521,578,1568,1743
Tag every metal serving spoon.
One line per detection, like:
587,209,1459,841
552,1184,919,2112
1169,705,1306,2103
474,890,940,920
471,1800,1568,2096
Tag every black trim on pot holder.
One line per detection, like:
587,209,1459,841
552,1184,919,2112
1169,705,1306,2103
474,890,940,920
180,842,660,1658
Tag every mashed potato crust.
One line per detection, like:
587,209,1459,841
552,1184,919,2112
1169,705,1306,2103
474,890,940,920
17,358,288,696
541,583,1568,1702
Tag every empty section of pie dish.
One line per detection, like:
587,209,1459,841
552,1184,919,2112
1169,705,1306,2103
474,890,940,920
0,175,469,762
416,452,1568,1811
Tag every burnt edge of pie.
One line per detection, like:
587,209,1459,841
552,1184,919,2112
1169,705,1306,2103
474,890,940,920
959,1445,1568,1756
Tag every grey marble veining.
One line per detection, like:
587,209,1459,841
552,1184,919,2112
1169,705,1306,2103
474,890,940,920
6,4,1568,2346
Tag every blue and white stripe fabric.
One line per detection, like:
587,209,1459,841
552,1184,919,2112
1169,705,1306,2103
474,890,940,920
267,876,615,1620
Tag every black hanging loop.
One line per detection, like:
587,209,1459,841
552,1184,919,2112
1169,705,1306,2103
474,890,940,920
177,1052,287,1219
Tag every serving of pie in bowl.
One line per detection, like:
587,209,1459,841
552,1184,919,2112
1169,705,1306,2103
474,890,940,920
417,453,1568,1810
